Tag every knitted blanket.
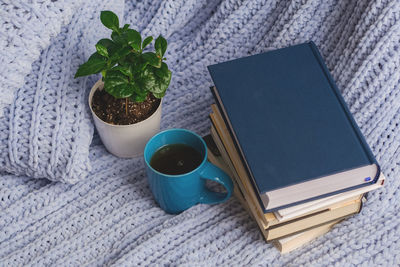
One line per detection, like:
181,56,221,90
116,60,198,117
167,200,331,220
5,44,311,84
1,0,400,265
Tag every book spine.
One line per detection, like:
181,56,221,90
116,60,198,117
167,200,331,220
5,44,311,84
209,86,269,213
308,41,380,182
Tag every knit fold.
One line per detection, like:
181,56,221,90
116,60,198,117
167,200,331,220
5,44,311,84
0,0,399,265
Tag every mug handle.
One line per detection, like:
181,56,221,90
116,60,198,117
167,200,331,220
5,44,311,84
199,162,234,204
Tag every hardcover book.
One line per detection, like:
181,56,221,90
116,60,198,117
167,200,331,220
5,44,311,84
207,42,381,212
208,124,363,241
209,105,384,225
273,220,339,254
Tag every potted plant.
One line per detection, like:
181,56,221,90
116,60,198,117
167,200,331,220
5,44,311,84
75,11,171,157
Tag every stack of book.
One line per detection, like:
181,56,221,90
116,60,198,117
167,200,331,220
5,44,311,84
206,42,385,253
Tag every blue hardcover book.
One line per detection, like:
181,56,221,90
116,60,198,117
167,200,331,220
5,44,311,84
208,42,380,212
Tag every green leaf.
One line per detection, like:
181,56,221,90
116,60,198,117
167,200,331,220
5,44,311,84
148,64,171,97
134,64,170,99
74,53,107,78
154,69,171,95
104,70,128,85
110,46,131,61
122,24,130,31
155,35,167,57
97,38,115,47
100,11,119,32
154,62,170,78
142,52,161,68
103,70,133,98
105,83,135,98
97,38,118,55
112,65,132,78
128,62,148,75
138,62,149,72
136,68,156,92
126,52,140,62
131,92,147,102
95,43,109,57
125,29,141,51
142,36,153,50
152,91,166,98
111,31,127,46
130,85,148,102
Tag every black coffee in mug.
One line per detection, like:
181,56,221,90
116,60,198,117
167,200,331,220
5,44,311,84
150,143,203,175
144,128,234,214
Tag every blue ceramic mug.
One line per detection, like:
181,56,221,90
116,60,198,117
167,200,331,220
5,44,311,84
144,128,234,214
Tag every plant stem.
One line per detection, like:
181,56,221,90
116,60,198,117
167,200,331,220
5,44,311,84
125,98,128,116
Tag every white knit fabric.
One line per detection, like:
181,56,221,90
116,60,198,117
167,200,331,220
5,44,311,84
0,1,124,183
0,0,84,117
1,0,400,265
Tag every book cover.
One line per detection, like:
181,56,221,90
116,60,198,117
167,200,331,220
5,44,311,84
207,130,363,242
208,122,363,232
207,42,380,211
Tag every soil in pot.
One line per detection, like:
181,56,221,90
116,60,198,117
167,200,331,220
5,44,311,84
92,90,161,125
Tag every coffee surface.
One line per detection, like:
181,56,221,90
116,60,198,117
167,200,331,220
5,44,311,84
150,144,203,175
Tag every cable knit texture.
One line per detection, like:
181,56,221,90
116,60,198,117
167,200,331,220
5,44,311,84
1,0,400,265
0,0,83,117
0,1,124,183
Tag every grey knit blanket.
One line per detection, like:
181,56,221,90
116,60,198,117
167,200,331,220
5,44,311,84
1,0,399,265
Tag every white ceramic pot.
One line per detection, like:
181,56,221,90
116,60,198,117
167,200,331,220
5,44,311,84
88,79,162,158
